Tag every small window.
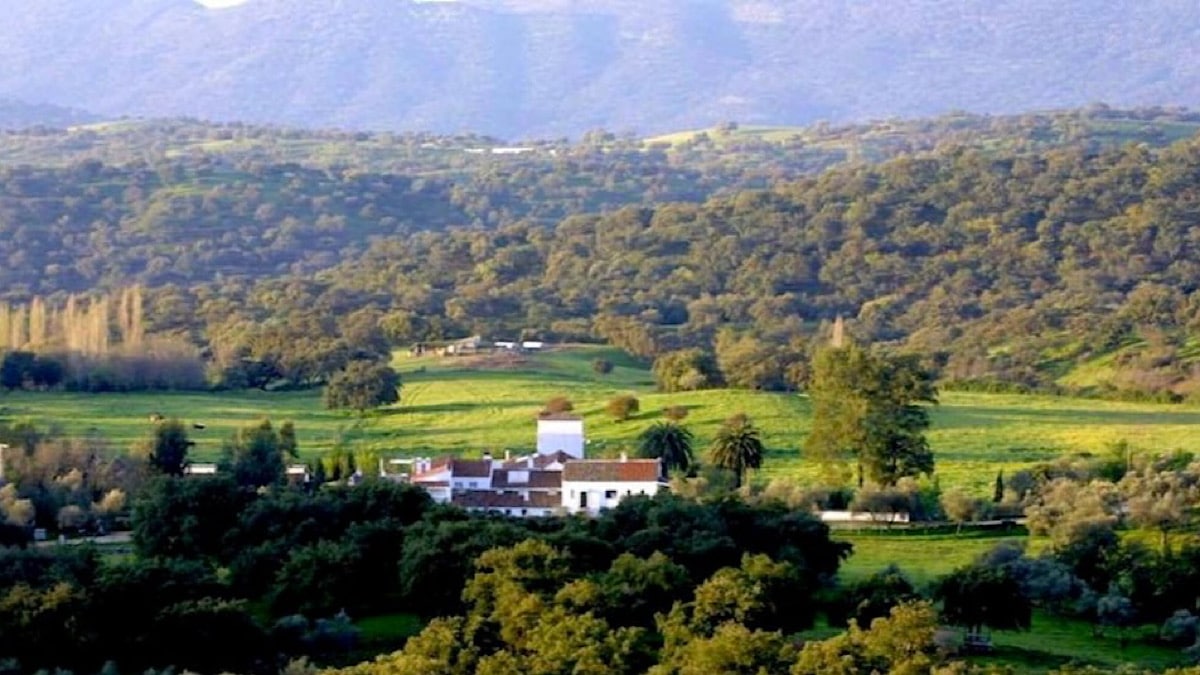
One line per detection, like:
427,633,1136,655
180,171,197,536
521,509,527,516
605,490,617,499
469,481,478,488
580,492,589,509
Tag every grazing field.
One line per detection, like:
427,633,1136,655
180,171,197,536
839,532,1185,672
3,345,1200,494
836,530,1028,585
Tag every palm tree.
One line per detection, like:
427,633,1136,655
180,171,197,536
637,422,695,476
707,413,764,488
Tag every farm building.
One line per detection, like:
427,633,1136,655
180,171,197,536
444,335,492,355
397,418,666,517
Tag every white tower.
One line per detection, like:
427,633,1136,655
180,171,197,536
536,415,585,458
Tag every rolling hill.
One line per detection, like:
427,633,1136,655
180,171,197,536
3,0,1200,137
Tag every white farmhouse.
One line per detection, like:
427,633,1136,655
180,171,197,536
402,418,667,517
561,455,665,516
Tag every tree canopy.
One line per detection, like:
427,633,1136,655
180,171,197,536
807,342,937,486
323,362,401,413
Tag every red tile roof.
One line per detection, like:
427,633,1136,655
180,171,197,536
528,492,563,508
450,459,493,478
491,469,562,489
503,451,573,470
411,456,453,481
562,459,663,483
452,491,561,510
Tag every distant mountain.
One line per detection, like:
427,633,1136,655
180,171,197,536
3,0,1200,138
0,98,97,130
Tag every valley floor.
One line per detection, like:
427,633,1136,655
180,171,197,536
4,346,1200,496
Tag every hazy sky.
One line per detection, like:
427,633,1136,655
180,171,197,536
196,0,249,7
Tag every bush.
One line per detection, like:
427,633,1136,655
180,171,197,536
605,395,640,422
663,405,689,421
542,396,574,415
592,358,614,375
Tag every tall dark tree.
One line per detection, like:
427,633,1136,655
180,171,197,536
806,342,937,486
223,419,285,488
279,420,298,460
0,351,35,390
147,418,191,477
637,422,695,476
707,414,764,488
934,564,1031,636
323,361,400,413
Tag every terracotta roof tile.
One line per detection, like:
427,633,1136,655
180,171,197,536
453,491,561,511
528,492,563,508
450,459,493,478
502,451,572,470
491,469,562,489
562,459,663,483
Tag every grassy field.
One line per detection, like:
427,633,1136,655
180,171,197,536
836,530,1027,585
3,345,1200,494
836,532,1186,672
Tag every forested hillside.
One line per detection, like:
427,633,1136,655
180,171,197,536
4,0,1200,136
0,98,95,129
1,108,1199,395
3,107,1192,295
305,137,1200,395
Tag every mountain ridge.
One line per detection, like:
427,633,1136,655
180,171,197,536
3,1,1200,137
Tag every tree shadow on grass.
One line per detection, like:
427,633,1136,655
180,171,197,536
376,400,543,416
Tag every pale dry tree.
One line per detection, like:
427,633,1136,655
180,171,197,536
8,304,27,349
27,296,46,347
0,302,10,350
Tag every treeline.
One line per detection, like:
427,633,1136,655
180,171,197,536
0,287,207,392
0,475,848,673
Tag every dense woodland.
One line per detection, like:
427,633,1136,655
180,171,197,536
1,108,1200,395
7,432,1200,673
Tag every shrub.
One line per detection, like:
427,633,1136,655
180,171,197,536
663,405,689,421
542,396,574,415
605,395,640,422
592,358,614,375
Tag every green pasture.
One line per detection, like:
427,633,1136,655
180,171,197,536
837,532,1186,672
836,530,1026,586
2,346,1200,493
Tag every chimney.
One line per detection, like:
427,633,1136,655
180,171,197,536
619,451,628,462
504,449,511,461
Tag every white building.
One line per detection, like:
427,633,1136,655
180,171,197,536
561,456,665,516
402,418,667,517
536,414,585,458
